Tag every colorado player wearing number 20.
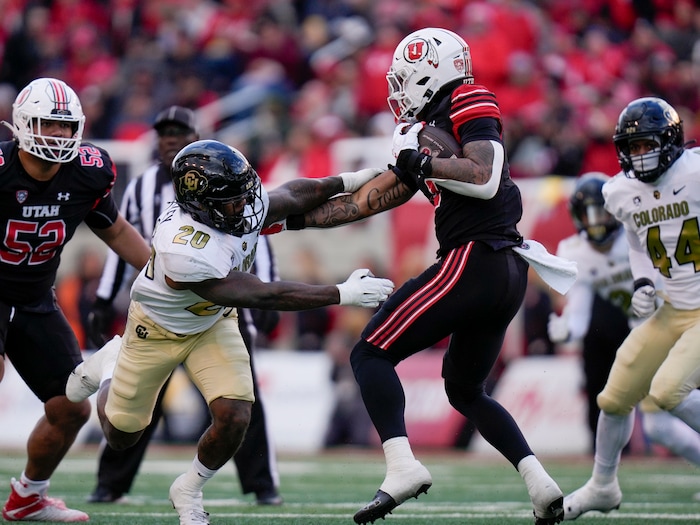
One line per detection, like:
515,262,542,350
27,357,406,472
284,27,567,525
564,98,700,520
0,77,152,522
65,139,393,525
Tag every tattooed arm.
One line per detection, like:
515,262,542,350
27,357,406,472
264,176,345,228
301,169,415,228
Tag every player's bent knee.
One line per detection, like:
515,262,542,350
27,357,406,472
108,410,148,435
648,390,684,411
350,340,388,373
596,391,630,416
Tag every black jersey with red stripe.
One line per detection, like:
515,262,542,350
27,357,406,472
422,83,523,256
0,140,119,305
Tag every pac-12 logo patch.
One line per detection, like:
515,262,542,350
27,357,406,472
16,190,28,204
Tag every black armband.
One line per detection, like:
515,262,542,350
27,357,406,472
396,149,433,178
286,214,306,231
633,278,655,291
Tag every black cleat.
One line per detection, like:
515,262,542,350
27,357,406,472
353,490,396,524
353,483,431,524
533,496,564,525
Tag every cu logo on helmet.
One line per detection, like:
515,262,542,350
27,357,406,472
180,170,208,194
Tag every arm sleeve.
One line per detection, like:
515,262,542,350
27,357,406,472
562,282,595,341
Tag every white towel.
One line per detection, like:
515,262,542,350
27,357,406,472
513,239,578,295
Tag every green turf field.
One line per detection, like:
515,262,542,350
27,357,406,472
0,446,697,524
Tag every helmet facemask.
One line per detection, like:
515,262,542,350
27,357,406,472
6,78,85,163
172,140,266,236
199,177,265,236
613,98,684,183
569,172,619,247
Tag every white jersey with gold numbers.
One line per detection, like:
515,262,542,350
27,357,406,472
603,148,700,310
556,229,634,340
131,193,269,334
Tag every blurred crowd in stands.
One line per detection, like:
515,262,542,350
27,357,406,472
16,0,696,450
1,0,699,185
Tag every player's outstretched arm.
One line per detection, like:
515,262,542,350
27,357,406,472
299,169,414,229
264,168,383,227
167,268,394,310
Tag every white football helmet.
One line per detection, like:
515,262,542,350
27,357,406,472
387,27,474,122
5,78,85,163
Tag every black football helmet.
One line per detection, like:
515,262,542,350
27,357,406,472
171,140,265,236
613,97,684,183
569,172,620,247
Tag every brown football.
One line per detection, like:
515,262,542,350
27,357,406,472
417,125,463,159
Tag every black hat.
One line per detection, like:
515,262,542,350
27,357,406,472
153,106,197,133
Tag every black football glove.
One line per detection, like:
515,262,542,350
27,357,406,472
392,150,435,204
87,297,115,348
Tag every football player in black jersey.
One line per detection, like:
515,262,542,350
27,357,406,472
0,77,151,522
283,28,564,525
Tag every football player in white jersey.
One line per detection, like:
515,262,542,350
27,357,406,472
64,140,394,525
564,98,700,520
549,172,700,462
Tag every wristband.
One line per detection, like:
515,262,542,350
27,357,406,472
286,214,306,231
390,164,418,192
633,278,654,291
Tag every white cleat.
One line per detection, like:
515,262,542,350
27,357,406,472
2,478,89,522
530,477,564,524
563,478,621,520
169,474,210,525
353,461,432,524
65,335,121,402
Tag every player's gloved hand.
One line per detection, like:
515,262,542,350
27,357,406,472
339,167,384,193
86,297,115,348
632,280,656,318
547,312,570,343
392,122,424,158
392,121,437,203
336,269,395,308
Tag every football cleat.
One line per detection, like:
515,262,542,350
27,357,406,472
563,478,621,520
86,486,126,503
255,489,283,506
66,336,121,402
531,477,564,524
2,478,89,522
353,461,432,524
169,474,210,525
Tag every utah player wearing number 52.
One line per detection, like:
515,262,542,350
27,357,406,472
280,27,569,525
0,77,152,522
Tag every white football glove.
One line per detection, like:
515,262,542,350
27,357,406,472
547,312,570,343
632,284,656,318
339,167,384,193
336,269,394,308
392,122,424,159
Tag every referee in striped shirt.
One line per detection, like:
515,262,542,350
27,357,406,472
86,106,283,506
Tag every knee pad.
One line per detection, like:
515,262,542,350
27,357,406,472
596,390,632,416
444,379,484,408
350,340,387,376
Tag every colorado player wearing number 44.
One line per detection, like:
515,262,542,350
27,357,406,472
0,77,152,522
563,97,700,520
65,139,393,525
549,172,700,464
